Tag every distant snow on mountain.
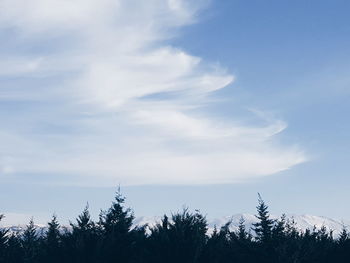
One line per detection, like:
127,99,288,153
2,214,349,237
134,214,350,237
4,225,71,236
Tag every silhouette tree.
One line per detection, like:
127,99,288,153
70,204,98,263
146,215,172,263
5,233,24,263
148,208,207,263
200,222,232,263
253,194,274,244
168,208,207,263
335,224,350,261
98,189,135,263
252,194,276,262
338,225,348,244
237,216,251,241
22,218,39,263
42,215,62,263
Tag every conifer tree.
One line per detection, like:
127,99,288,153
44,215,61,263
252,194,276,262
147,215,172,263
200,222,232,263
272,214,301,262
5,233,24,263
47,215,60,246
22,218,39,263
335,224,350,261
70,204,98,263
148,209,207,263
99,189,134,234
253,194,274,244
339,225,348,244
273,214,286,236
237,216,251,241
73,204,95,233
168,208,207,263
284,217,299,239
98,189,135,263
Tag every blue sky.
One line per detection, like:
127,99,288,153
0,0,350,225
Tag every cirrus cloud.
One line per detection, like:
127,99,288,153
0,0,306,186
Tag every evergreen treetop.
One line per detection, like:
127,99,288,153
253,193,275,244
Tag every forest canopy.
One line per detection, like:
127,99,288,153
0,190,349,263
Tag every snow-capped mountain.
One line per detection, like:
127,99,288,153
2,214,349,237
134,214,350,237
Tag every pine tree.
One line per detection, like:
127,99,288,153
70,204,98,263
280,217,301,263
284,217,299,239
44,215,62,263
336,224,350,261
99,189,134,234
231,217,254,263
338,225,348,244
166,208,207,263
47,215,60,246
5,233,24,263
22,218,39,263
98,189,135,263
253,194,274,244
272,214,287,243
252,194,276,263
148,208,208,263
73,204,95,232
147,214,172,263
200,221,232,263
237,216,251,241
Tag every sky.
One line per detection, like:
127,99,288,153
0,0,350,225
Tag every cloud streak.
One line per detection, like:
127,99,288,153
0,0,305,185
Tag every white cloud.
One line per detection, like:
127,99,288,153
0,0,306,185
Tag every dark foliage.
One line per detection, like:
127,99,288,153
0,192,349,262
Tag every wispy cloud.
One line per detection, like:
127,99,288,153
0,0,305,185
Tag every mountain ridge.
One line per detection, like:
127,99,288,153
134,213,349,236
0,213,350,236
4,213,345,237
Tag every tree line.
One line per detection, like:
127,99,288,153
1,191,350,263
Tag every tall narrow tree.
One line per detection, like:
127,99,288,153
22,218,39,263
253,194,274,244
43,215,62,263
237,216,251,241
